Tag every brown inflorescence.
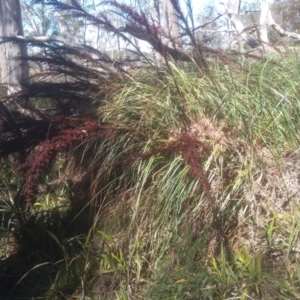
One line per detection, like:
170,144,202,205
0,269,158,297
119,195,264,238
176,134,213,202
21,113,213,205
21,117,118,203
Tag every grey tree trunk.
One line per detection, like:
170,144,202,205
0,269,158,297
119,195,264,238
162,0,182,48
259,0,270,44
0,0,28,94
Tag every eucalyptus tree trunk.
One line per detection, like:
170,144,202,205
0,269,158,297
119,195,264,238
259,0,270,44
0,0,28,94
162,0,182,48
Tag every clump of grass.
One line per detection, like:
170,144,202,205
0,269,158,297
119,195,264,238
72,55,300,298
2,52,300,299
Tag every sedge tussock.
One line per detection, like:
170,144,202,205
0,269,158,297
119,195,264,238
2,56,300,299
55,58,300,299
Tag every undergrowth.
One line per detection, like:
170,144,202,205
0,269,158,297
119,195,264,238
1,54,300,299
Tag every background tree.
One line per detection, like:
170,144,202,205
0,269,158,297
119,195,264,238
218,0,261,49
272,0,300,33
20,0,53,36
162,0,182,48
194,0,300,52
0,0,28,93
195,3,227,48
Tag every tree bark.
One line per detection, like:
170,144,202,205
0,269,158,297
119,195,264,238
220,0,260,49
0,0,28,94
162,0,182,48
259,0,270,44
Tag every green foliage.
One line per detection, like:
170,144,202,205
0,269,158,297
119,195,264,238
145,236,214,300
2,53,300,299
